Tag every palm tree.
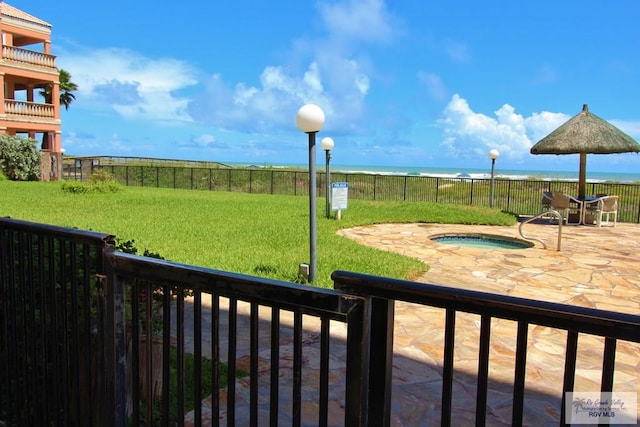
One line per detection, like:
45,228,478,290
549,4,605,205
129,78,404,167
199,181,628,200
40,68,78,148
39,68,78,108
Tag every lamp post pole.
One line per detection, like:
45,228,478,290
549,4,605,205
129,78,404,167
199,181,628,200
309,134,317,281
296,104,325,282
321,137,334,218
489,149,500,207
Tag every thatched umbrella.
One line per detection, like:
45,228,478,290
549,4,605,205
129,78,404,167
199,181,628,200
531,104,640,199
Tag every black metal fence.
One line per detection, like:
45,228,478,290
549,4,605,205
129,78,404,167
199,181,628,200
0,218,369,426
2,218,640,426
106,251,368,426
332,271,640,426
63,157,640,223
0,218,114,426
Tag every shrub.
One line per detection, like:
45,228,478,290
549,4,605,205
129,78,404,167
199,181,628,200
91,180,123,193
89,169,116,184
61,181,91,193
61,172,123,193
0,134,41,180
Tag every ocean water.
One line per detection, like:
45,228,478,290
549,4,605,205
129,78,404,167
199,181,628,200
234,162,640,184
331,165,640,183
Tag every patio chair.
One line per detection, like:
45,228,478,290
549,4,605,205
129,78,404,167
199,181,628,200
582,193,608,224
593,195,618,227
540,191,553,213
549,191,571,224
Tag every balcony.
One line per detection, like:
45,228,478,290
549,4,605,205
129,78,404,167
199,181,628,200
4,99,54,118
1,45,56,71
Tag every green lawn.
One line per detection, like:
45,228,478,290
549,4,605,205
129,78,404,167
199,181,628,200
0,180,517,288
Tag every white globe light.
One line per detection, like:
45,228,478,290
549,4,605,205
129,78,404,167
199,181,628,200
296,104,325,133
321,137,334,151
489,149,500,160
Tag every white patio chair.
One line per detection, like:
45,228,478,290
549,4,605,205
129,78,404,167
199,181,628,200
594,196,618,227
582,193,608,224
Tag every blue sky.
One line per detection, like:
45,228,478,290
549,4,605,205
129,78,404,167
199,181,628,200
13,0,640,173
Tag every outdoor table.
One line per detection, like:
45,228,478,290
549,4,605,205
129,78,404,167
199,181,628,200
574,195,604,225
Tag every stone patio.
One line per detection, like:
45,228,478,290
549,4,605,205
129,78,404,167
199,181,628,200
184,220,640,426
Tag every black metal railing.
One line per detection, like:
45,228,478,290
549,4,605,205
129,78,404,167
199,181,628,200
332,270,640,427
0,218,114,426
2,218,640,426
62,156,640,223
105,251,368,426
1,218,369,427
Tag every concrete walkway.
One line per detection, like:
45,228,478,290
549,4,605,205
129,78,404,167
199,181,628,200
185,220,640,426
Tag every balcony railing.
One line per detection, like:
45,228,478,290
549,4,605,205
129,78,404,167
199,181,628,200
4,99,55,118
0,218,369,426
1,45,56,70
332,270,640,426
2,218,639,426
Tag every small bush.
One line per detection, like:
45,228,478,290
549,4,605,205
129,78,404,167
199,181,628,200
61,181,91,193
61,177,123,193
0,134,41,181
91,180,123,193
89,169,116,184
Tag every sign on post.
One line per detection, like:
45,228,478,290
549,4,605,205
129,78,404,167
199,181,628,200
331,182,348,211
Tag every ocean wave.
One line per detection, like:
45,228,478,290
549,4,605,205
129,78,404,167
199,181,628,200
238,163,640,183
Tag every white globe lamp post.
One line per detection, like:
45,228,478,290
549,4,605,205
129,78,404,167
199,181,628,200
296,104,325,282
489,149,500,207
320,137,334,218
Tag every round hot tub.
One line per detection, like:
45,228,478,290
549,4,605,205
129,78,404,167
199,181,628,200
430,233,534,250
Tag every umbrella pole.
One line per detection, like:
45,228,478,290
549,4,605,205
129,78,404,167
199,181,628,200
579,153,587,200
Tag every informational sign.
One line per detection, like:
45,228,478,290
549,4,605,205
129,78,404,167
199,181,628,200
331,182,348,211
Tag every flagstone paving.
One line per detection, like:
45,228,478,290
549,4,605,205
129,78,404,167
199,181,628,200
185,220,640,426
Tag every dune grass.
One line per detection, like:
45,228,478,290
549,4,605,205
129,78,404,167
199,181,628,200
0,180,517,288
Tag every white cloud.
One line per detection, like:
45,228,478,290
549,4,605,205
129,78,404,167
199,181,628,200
610,120,640,140
62,131,138,155
442,39,470,63
319,0,397,44
523,110,570,142
418,72,447,101
174,133,233,151
59,48,197,122
438,94,570,162
188,63,334,132
192,134,217,147
188,0,398,135
59,1,400,141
